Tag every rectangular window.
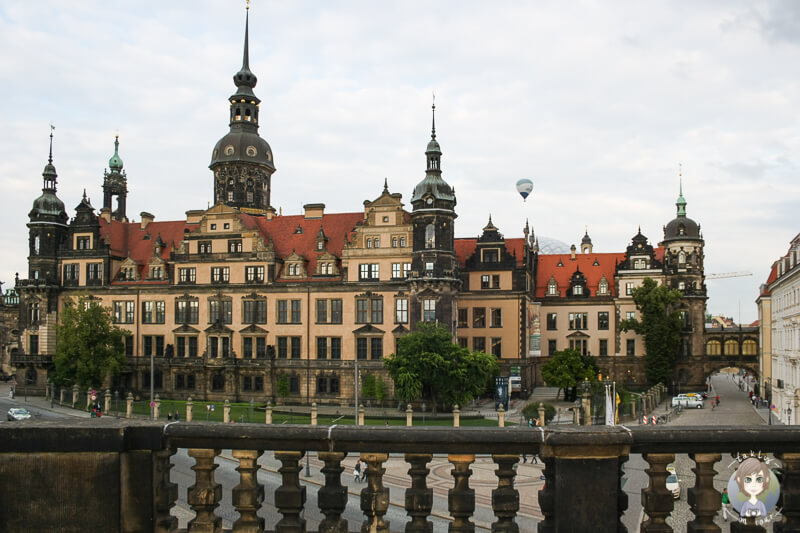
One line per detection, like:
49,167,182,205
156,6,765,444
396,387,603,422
546,313,557,330
395,298,408,324
76,236,91,250
178,267,196,284
568,312,588,330
209,300,232,324
598,312,609,330
113,301,135,324
243,337,253,358
473,337,486,352
458,337,468,348
548,339,557,355
492,275,500,289
359,263,379,280
290,336,301,359
316,299,327,323
125,336,133,356
175,300,199,324
176,336,186,358
143,335,165,356
330,299,342,323
243,300,267,324
277,337,288,359
473,307,486,328
228,240,242,253
290,300,301,323
481,275,490,289
370,298,383,323
626,339,635,356
188,337,198,357
243,376,252,392
482,249,499,262
423,299,436,322
64,263,80,283
357,337,367,360
356,299,368,323
625,282,634,295
392,263,402,279
277,300,288,323
331,337,341,360
491,337,502,357
87,263,103,282
370,338,383,360
221,336,230,358
245,266,264,282
209,337,218,358
256,337,266,358
599,339,608,356
289,376,300,394
198,241,212,254
569,339,588,356
29,334,39,355
626,311,636,321
457,308,468,328
403,263,411,278
317,337,327,359
490,308,502,328
211,267,230,283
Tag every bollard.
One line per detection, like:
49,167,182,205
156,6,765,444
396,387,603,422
538,402,546,427
631,399,637,421
311,402,318,426
72,384,79,408
104,389,111,415
223,399,231,423
186,397,193,422
573,406,580,425
406,404,413,426
453,404,460,428
266,401,272,424
154,394,161,419
498,404,505,427
126,392,133,418
358,404,365,426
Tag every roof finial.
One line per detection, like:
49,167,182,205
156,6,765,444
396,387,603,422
431,91,436,140
383,177,388,192
243,4,251,71
246,0,250,10
48,123,55,164
676,164,687,217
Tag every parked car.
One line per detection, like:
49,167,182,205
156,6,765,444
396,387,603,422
7,408,31,421
686,392,705,401
671,395,703,409
666,466,680,499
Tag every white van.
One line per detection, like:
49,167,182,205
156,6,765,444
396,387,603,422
671,395,703,409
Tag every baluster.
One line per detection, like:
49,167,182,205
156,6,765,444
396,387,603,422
274,451,307,533
687,453,721,533
537,455,555,533
448,453,476,533
491,454,520,533
318,451,348,533
404,453,434,533
154,447,179,533
187,448,222,533
232,449,264,533
360,452,390,533
619,452,630,532
774,452,800,533
641,453,675,533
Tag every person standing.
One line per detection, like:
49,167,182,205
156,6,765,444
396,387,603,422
721,487,730,520
353,460,361,483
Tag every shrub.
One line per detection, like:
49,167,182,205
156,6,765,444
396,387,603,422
521,402,556,424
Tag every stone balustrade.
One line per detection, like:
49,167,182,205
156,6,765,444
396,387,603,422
0,421,798,532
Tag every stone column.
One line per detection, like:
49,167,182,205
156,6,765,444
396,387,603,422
154,394,161,420
59,387,65,406
266,401,273,424
687,453,721,532
126,392,133,418
406,404,413,427
582,388,592,426
538,402,546,427
640,453,675,533
86,388,92,410
498,405,505,427
186,397,193,422
223,399,231,423
360,453,390,533
448,454,476,532
72,384,79,408
231,449,265,532
405,453,434,533
631,399,637,421
103,389,111,415
358,404,365,426
311,402,318,426
453,404,460,428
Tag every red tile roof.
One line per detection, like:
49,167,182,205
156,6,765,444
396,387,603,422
454,238,526,267
535,252,626,297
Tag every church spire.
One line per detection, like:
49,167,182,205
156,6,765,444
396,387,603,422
425,96,442,174
233,3,257,97
42,124,57,192
676,168,687,217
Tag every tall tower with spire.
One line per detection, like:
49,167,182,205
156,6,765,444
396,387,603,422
102,135,128,221
660,174,706,359
209,4,275,214
27,127,68,282
408,101,460,331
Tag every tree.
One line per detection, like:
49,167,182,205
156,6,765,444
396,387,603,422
540,348,596,400
619,277,684,385
53,295,128,388
276,374,290,398
384,322,498,410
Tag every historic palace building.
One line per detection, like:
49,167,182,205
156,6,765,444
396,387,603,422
9,9,758,403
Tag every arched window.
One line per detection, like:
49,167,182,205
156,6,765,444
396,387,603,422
598,280,608,295
425,224,435,249
724,339,739,356
400,237,406,247
706,340,721,355
33,235,40,255
742,339,758,355
547,280,558,296
373,238,380,248
366,239,372,248
678,251,686,264
392,237,398,248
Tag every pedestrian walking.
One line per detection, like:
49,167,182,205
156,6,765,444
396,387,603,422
174,410,180,421
359,459,368,483
715,394,720,406
722,488,731,520
167,412,172,421
522,452,527,463
353,461,361,483
711,400,715,410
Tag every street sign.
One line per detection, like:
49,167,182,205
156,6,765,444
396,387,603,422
150,401,155,408
91,394,97,401
206,404,211,411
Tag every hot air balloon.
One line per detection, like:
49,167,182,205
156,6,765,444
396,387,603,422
516,178,533,201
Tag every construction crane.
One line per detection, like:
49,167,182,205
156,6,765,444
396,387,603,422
706,271,752,280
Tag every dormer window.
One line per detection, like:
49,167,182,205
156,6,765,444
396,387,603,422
633,258,648,269
288,264,301,276
482,248,499,263
76,236,91,250
198,241,212,254
317,241,324,251
598,280,609,295
547,280,558,296
149,266,164,280
573,285,583,296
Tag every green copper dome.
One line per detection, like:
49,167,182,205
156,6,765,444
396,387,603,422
109,135,123,171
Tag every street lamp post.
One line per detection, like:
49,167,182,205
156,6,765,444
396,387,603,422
766,377,772,425
354,359,359,426
150,351,155,420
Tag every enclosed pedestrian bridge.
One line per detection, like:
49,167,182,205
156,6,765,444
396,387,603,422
0,420,797,532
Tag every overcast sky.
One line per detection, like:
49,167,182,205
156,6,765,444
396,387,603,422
2,1,799,324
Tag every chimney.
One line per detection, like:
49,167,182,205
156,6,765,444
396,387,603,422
140,211,154,230
303,203,325,219
570,244,576,260
266,206,277,221
99,207,112,223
